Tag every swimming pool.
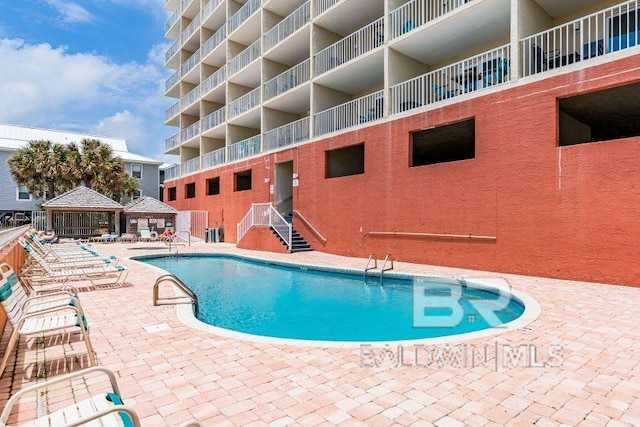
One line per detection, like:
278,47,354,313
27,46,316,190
139,254,535,344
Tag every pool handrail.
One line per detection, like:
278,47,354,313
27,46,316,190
153,273,199,315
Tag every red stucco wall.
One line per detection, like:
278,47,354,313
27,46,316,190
165,56,640,287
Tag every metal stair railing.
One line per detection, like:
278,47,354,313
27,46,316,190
236,203,293,250
153,274,198,315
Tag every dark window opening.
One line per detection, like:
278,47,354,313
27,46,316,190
235,170,252,192
559,82,640,146
411,119,475,166
168,187,176,201
206,177,220,195
325,143,365,179
185,182,196,199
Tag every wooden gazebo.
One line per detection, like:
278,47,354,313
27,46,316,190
123,196,177,236
41,186,124,238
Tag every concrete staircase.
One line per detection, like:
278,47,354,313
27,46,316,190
270,216,313,252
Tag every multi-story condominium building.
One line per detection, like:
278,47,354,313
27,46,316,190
161,0,640,286
0,123,162,224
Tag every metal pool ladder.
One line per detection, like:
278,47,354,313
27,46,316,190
364,253,377,277
380,253,394,278
153,274,198,315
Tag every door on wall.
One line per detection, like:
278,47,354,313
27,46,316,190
274,161,293,218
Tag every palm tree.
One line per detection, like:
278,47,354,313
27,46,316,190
8,140,69,200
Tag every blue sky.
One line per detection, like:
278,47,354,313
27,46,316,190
0,0,176,162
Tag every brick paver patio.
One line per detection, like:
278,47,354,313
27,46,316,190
1,242,639,426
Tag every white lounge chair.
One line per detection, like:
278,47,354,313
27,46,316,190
0,272,96,377
0,366,141,427
138,227,157,242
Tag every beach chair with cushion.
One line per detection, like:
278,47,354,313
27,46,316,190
0,366,141,427
0,273,96,377
19,236,118,268
138,227,157,242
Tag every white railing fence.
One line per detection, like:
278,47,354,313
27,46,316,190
165,101,180,121
228,135,262,162
165,133,180,151
237,203,292,250
181,156,201,175
164,165,180,181
229,39,261,76
315,0,340,16
181,85,200,110
203,0,223,19
314,90,384,136
390,0,475,39
315,18,384,75
264,59,310,100
228,0,260,34
228,87,261,118
182,13,201,44
203,25,227,56
265,1,311,51
390,44,510,114
521,0,638,77
202,147,226,169
202,107,226,132
166,9,179,34
165,40,179,63
31,211,47,232
165,70,180,93
181,49,201,75
202,66,226,95
264,117,310,151
177,210,208,241
181,120,201,142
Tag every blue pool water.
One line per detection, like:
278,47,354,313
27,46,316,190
140,255,525,342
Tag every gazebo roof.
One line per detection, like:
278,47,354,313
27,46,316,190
123,196,177,214
42,186,124,210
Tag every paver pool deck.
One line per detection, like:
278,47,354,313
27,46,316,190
1,242,639,426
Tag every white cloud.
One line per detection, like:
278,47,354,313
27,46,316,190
43,0,94,24
0,38,173,160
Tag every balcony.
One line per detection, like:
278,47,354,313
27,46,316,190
228,0,260,36
264,59,310,100
165,101,180,124
229,39,261,78
228,87,261,120
181,49,201,84
165,70,180,95
203,0,224,22
390,44,510,114
264,1,311,52
202,107,226,133
180,121,200,144
521,0,639,78
181,13,201,50
314,90,384,137
165,39,180,68
164,164,180,181
181,85,200,115
202,66,226,101
229,135,262,162
202,147,226,170
390,0,474,39
314,18,384,76
182,156,201,176
165,9,180,39
165,133,180,152
202,25,227,66
264,117,310,152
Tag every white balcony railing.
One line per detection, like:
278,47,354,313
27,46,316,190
182,0,194,11
165,40,180,64
228,87,261,119
390,44,510,114
314,90,384,136
521,0,639,77
181,13,201,44
390,0,474,39
165,101,180,121
203,0,223,19
264,59,310,100
315,18,384,75
203,25,226,57
164,164,180,181
315,0,340,16
202,147,226,169
181,121,201,142
264,1,311,51
264,117,310,151
229,39,261,76
228,0,260,34
237,203,292,249
165,133,180,151
202,107,226,132
181,85,200,110
229,135,262,162
202,66,226,95
165,9,179,34
181,49,201,76
182,157,201,175
165,70,180,92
